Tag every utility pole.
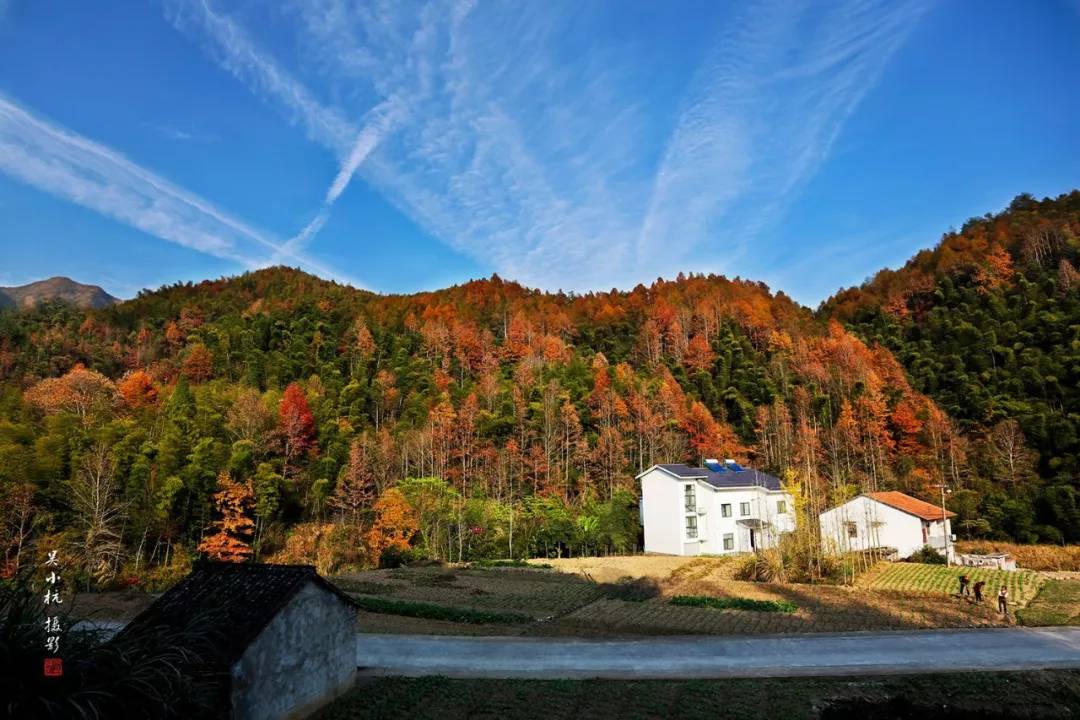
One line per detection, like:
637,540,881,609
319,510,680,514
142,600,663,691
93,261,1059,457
934,483,951,566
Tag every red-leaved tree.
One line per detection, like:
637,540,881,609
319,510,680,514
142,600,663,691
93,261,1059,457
279,383,317,479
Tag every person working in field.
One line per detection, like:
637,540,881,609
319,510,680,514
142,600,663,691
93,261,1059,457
958,574,970,596
998,586,1009,616
973,580,985,603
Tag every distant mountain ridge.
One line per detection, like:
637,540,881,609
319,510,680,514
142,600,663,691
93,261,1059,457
0,276,118,309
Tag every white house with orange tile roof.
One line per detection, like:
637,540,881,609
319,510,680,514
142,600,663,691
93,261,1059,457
819,491,956,561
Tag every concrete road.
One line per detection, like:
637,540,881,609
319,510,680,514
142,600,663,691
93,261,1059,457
355,628,1080,679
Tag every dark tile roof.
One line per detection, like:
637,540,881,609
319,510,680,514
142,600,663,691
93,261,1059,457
657,463,708,478
655,463,783,491
113,562,356,668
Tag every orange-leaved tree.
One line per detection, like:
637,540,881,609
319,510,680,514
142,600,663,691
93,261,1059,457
198,471,255,562
118,369,159,410
181,343,215,383
364,488,419,564
683,334,715,374
24,363,118,425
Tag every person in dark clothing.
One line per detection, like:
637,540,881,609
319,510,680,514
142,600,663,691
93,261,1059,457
958,574,970,596
998,586,1009,615
973,580,985,603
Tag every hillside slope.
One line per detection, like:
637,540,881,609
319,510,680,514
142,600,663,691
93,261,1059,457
0,265,973,580
3,192,1079,586
822,191,1080,542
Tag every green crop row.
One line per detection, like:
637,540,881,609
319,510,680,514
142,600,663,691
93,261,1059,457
670,596,798,613
353,596,532,624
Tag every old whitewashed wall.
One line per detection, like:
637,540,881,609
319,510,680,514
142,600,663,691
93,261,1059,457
820,497,933,558
230,582,356,720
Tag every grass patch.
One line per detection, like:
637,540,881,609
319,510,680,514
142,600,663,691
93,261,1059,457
1018,579,1080,626
671,595,797,613
859,562,1045,606
471,559,553,569
353,596,531,625
315,671,1080,720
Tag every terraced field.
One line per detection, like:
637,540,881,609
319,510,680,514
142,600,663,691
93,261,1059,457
335,565,606,620
857,563,1045,607
333,558,1033,637
74,556,1076,638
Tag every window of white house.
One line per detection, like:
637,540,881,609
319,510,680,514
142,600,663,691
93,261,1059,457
721,503,732,517
776,500,787,514
684,484,696,512
723,533,734,551
846,522,858,538
740,502,751,516
686,515,698,539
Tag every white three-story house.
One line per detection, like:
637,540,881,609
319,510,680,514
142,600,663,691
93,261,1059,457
638,459,795,556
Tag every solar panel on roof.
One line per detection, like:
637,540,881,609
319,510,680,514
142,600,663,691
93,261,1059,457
704,459,724,472
725,461,746,472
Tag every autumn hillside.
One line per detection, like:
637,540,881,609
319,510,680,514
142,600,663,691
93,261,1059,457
822,191,1080,543
0,194,1076,586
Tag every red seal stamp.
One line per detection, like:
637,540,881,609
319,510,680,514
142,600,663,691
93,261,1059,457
43,658,63,677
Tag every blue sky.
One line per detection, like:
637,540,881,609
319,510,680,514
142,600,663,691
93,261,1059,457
1,1,1078,306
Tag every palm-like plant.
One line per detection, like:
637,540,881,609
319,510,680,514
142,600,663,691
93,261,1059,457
1,562,228,719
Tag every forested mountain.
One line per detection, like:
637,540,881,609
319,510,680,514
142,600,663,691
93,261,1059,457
823,190,1080,543
1,191,1077,587
0,277,118,310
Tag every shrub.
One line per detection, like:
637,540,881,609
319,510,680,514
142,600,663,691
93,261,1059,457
267,522,354,574
670,595,797,613
378,545,421,569
907,545,946,564
734,541,840,584
735,551,786,583
133,546,193,593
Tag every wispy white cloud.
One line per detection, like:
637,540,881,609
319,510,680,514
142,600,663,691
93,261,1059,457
167,0,403,253
283,0,654,289
638,0,929,276
164,0,354,154
166,0,926,292
0,94,359,285
155,124,219,143
326,99,403,205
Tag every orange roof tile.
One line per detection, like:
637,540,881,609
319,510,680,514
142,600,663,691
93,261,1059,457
868,491,956,521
